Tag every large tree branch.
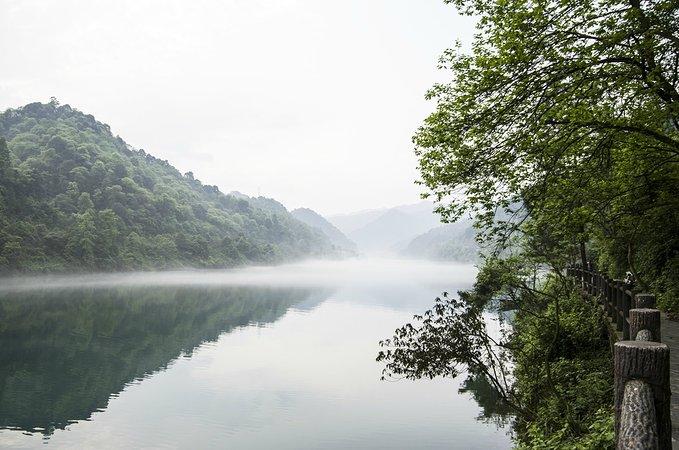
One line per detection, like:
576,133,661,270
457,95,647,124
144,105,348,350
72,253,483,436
545,118,679,151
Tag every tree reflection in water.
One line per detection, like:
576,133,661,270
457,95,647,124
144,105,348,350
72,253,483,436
459,371,514,428
0,285,329,435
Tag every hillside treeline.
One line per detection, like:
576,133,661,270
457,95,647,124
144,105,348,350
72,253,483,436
0,101,331,272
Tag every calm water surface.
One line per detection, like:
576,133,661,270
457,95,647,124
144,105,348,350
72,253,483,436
0,259,511,449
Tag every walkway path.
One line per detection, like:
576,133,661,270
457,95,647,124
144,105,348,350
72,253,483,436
660,315,679,449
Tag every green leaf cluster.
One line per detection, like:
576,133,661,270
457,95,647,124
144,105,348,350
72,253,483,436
512,280,613,448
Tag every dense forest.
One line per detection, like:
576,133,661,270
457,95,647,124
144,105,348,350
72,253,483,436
0,100,333,272
379,0,679,447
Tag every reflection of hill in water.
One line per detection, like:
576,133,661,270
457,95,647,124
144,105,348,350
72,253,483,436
288,288,335,312
459,372,513,427
0,286,328,435
329,284,475,312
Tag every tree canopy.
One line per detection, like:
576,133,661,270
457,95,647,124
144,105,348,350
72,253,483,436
0,101,333,272
416,0,679,310
380,0,678,446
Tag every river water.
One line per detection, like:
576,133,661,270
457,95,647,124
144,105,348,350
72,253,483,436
0,258,511,449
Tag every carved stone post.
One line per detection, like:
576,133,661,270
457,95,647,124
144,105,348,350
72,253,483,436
629,309,661,343
636,294,657,309
614,341,671,449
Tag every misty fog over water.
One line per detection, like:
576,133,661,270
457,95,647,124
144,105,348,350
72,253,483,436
0,258,476,293
0,258,510,449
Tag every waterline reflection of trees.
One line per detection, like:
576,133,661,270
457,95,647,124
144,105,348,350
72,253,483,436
0,285,329,435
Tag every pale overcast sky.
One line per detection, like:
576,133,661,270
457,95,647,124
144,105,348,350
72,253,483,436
0,0,475,215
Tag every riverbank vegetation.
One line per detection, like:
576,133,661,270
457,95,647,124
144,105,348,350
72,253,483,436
379,258,616,447
0,101,333,272
380,0,678,447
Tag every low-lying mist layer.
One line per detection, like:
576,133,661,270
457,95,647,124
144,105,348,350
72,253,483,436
0,258,477,293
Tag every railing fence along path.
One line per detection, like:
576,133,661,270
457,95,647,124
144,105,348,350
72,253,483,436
566,263,672,450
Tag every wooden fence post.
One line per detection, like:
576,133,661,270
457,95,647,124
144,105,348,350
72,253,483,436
614,279,624,332
618,379,658,449
606,277,614,319
622,288,632,340
614,341,671,449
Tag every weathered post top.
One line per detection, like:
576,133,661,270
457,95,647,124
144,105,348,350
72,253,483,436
629,309,661,343
636,294,657,309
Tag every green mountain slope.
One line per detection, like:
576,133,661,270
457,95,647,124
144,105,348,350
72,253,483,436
402,221,480,263
0,101,332,272
291,208,356,252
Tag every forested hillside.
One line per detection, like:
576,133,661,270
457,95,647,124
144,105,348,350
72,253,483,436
0,101,332,272
402,222,478,263
291,208,356,252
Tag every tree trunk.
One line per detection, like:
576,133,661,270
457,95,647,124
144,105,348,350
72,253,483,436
580,240,587,268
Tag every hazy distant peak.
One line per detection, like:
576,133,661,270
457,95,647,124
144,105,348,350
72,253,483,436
228,190,248,199
339,202,442,254
291,207,315,215
291,207,356,252
374,208,412,220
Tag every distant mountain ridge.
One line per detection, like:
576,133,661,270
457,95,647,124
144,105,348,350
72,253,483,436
328,208,388,235
402,221,480,263
348,209,429,253
291,208,356,252
329,201,442,254
328,201,479,262
0,101,333,272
